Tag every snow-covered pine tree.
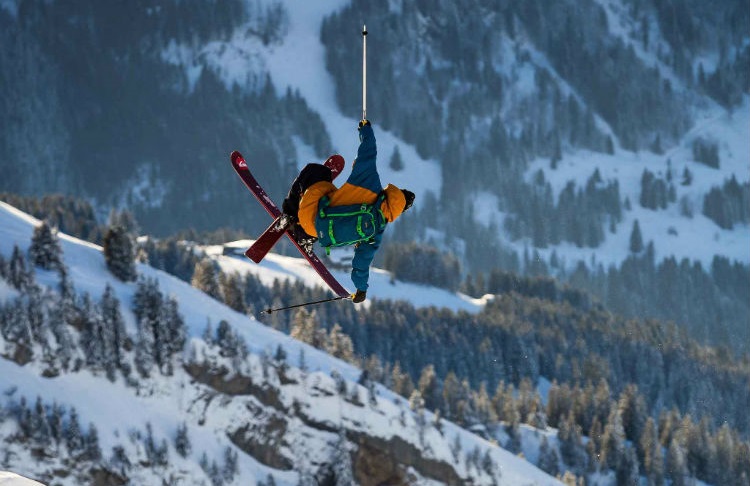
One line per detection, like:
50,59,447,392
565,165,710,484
1,298,32,360
48,402,64,444
29,396,52,443
9,245,34,290
133,277,171,375
100,284,127,379
64,407,85,454
222,446,239,483
134,317,156,378
174,422,191,458
331,430,355,485
103,225,137,281
79,294,108,371
161,296,186,372
84,422,103,462
29,220,63,270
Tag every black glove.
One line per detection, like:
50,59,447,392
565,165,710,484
358,119,370,129
352,289,367,303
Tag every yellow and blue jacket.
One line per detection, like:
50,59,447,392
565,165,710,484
297,123,408,291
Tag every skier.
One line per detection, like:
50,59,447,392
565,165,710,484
282,120,415,303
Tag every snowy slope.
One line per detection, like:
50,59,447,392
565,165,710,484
520,98,750,270
0,202,558,485
164,0,440,212
209,240,487,313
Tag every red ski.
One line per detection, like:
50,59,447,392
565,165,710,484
230,151,350,298
245,154,344,263
245,215,294,263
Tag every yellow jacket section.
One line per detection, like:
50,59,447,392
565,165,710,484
297,181,407,237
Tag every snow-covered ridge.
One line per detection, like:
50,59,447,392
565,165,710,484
0,200,556,485
208,240,487,313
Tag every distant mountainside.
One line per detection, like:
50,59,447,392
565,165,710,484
1,1,747,348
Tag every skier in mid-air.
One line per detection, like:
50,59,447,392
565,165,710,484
282,120,415,303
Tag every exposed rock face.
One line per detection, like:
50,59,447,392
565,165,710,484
184,360,467,485
349,432,463,486
183,362,283,409
226,400,294,471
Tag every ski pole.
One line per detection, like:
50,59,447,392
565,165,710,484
362,24,367,120
261,295,352,314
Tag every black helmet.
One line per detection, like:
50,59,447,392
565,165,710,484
401,189,415,211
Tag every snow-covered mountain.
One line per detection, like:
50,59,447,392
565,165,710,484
0,202,563,484
2,0,746,270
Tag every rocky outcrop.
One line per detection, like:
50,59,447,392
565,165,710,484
348,431,464,486
227,401,294,471
183,362,284,410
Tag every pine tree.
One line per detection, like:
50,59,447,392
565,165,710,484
103,225,137,281
601,408,626,470
538,436,560,476
629,219,644,253
29,221,63,270
640,417,665,485
327,324,355,363
9,245,34,290
161,296,186,365
290,309,326,349
391,361,414,398
616,444,640,485
331,431,355,485
222,446,239,483
389,146,404,171
618,384,647,447
219,272,246,312
417,364,441,412
49,402,64,444
64,408,84,453
84,423,102,462
681,167,693,186
135,318,156,378
558,412,585,471
191,258,222,300
80,294,108,371
108,209,140,235
100,284,127,379
666,435,689,486
30,396,51,442
175,422,191,458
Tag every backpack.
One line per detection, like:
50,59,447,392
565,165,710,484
315,192,387,251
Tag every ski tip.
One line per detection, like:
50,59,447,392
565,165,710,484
230,150,244,164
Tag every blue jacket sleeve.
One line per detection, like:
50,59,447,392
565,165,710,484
350,230,383,291
346,123,382,193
